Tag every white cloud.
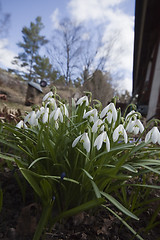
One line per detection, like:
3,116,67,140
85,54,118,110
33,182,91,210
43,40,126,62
0,39,16,69
68,0,134,93
50,8,60,29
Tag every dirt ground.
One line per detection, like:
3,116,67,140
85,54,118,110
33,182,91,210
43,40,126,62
0,168,160,240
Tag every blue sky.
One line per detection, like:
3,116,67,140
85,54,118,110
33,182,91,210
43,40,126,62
0,0,135,92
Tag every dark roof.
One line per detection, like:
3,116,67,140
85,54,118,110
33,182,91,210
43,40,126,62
28,81,43,93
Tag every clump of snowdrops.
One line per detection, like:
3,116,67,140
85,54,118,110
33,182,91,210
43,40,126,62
0,89,160,240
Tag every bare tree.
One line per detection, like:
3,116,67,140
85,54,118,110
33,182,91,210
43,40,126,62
0,2,10,38
83,69,115,106
81,27,120,82
48,18,83,85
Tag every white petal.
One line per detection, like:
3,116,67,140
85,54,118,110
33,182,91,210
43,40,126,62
107,112,112,123
94,132,104,150
137,120,144,133
145,130,151,143
42,111,48,123
29,111,36,125
16,120,24,128
82,133,91,152
110,103,117,122
76,96,89,106
133,126,139,135
151,127,159,144
100,105,109,118
54,108,60,121
49,110,56,121
106,135,110,152
72,135,82,148
42,91,53,102
123,129,128,143
113,127,119,142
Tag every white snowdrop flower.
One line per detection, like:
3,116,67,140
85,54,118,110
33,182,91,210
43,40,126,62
36,107,45,119
61,104,69,117
125,110,137,120
72,132,91,153
133,119,144,134
45,97,57,109
16,120,24,129
126,119,135,132
42,91,53,102
126,119,144,134
49,109,56,121
29,111,38,126
24,111,32,123
145,127,160,144
54,108,63,122
100,103,117,123
92,119,104,133
16,120,28,129
83,109,98,122
113,124,128,144
42,108,49,123
24,111,38,126
94,131,110,152
76,96,89,106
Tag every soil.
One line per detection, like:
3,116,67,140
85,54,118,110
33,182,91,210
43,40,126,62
1,166,160,240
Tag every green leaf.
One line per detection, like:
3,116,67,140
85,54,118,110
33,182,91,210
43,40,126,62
28,156,50,169
19,168,42,197
91,181,101,198
101,191,139,220
122,164,138,173
102,205,144,240
82,168,93,180
0,153,15,162
130,184,160,190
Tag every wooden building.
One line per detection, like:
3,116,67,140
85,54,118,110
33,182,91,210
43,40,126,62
133,0,160,120
25,81,43,106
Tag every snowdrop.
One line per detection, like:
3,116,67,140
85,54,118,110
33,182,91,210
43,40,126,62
113,124,128,143
83,109,98,122
145,127,160,144
53,108,63,122
45,97,57,110
24,111,38,126
36,107,45,119
42,91,53,102
72,132,91,153
125,110,137,120
76,96,89,106
126,119,144,134
60,104,69,118
100,103,117,123
94,131,110,152
16,120,27,129
42,108,49,123
92,119,104,133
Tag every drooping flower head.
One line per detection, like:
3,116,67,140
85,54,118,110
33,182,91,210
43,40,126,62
94,131,110,152
145,127,160,144
42,91,54,102
100,103,117,123
92,119,104,133
113,124,128,143
72,132,91,153
76,96,89,106
83,108,98,123
126,119,144,135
